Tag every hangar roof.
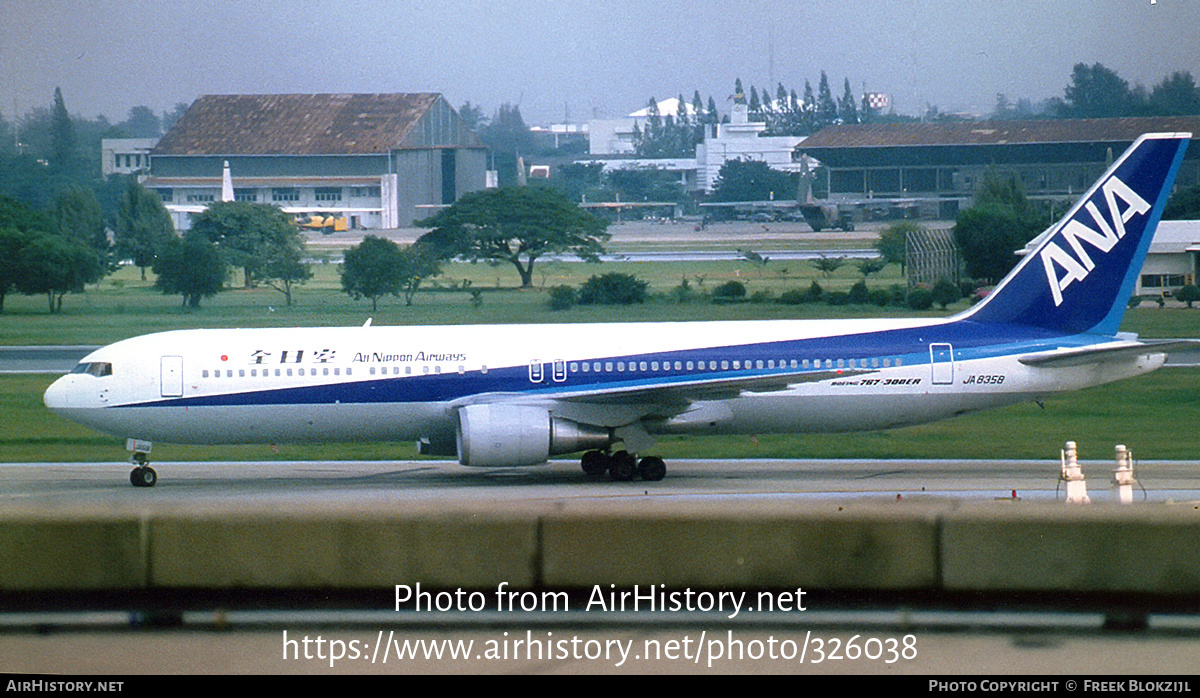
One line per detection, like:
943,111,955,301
154,93,479,156
799,117,1200,150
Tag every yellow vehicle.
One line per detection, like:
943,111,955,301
296,213,348,234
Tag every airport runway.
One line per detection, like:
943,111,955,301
4,458,1199,510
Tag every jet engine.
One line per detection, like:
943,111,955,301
456,403,612,467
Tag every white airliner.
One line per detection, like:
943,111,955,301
45,133,1192,487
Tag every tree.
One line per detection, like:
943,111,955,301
606,167,683,204
856,258,886,278
457,101,488,132
1059,63,1135,118
340,235,406,312
160,102,190,133
710,159,796,203
52,186,108,261
1176,285,1200,309
953,207,1031,284
478,104,534,186
813,255,845,278
417,186,609,288
119,106,161,138
1164,183,1200,220
258,233,312,306
190,201,301,289
396,243,442,306
876,222,915,274
816,72,838,128
153,233,226,308
0,226,29,312
954,170,1044,284
50,88,77,178
838,78,859,125
114,181,174,280
16,234,103,313
1149,72,1200,116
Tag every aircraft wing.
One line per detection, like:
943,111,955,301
548,368,874,406
449,369,873,416
1018,340,1199,368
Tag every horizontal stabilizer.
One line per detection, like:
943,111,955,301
1018,340,1198,368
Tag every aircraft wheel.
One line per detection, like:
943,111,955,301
638,456,666,482
581,450,610,479
130,466,158,488
608,451,637,482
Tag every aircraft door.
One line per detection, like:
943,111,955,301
161,356,184,397
929,343,954,385
528,360,544,383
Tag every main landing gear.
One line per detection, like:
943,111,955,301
580,450,667,482
129,451,157,488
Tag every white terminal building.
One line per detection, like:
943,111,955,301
585,99,806,194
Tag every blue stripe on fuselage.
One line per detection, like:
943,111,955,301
116,319,1102,409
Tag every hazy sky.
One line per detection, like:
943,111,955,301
2,0,1197,126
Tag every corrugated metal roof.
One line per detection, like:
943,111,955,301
153,93,460,156
799,117,1200,150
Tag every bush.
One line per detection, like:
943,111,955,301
777,280,827,305
711,280,747,303
931,279,962,310
778,288,808,305
868,289,891,307
1176,284,1200,308
548,285,577,310
578,273,648,305
670,278,695,303
712,280,746,297
847,280,870,304
907,288,934,310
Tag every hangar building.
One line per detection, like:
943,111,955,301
146,93,487,229
797,117,1200,220
1139,220,1200,297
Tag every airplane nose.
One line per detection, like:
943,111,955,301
43,376,72,412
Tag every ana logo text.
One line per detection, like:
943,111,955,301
1039,175,1150,306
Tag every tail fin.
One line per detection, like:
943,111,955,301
963,132,1190,335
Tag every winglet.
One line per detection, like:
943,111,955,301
962,132,1191,335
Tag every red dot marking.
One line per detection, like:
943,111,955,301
221,355,228,362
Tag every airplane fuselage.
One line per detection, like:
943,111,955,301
44,318,1162,447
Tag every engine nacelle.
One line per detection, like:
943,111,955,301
456,403,612,467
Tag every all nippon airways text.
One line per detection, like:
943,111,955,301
394,582,808,619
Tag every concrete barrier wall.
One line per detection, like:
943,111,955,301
2,501,1200,594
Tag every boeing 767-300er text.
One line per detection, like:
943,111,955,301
45,133,1193,487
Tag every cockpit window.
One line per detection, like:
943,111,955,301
70,362,112,377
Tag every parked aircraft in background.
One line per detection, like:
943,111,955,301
45,133,1192,487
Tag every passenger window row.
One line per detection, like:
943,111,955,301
565,357,902,374
202,367,353,378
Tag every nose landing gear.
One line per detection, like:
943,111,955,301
129,446,157,488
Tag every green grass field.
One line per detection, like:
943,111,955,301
2,255,1197,464
2,260,1198,345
